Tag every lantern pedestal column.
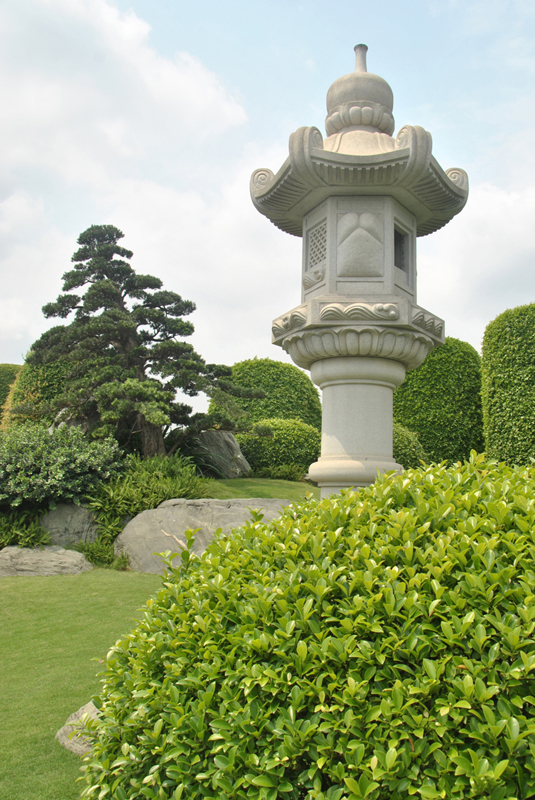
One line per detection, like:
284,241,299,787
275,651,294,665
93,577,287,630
308,356,406,497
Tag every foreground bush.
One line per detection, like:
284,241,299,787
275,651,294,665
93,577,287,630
0,423,123,508
83,453,535,800
393,338,484,463
237,417,321,472
482,303,535,465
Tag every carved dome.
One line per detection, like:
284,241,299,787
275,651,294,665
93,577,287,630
325,44,395,138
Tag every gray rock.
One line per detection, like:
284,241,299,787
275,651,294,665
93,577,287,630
196,430,251,478
56,701,100,756
0,545,93,577
40,503,98,547
115,498,292,574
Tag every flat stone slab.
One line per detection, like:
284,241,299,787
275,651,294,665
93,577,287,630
115,498,292,574
0,545,93,577
40,503,98,547
56,701,100,756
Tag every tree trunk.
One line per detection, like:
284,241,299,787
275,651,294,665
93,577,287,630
137,413,167,458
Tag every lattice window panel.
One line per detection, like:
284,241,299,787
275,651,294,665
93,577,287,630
307,222,327,269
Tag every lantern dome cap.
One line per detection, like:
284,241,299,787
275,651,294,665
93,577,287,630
325,44,395,137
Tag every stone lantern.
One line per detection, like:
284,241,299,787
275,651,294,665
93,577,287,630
250,45,468,497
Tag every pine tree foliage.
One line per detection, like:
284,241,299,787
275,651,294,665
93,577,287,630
27,225,232,457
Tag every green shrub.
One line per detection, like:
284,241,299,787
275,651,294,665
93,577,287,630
393,337,484,463
482,303,535,464
254,463,308,482
211,358,322,430
237,417,320,472
0,423,123,508
0,508,50,549
82,453,535,800
1,361,70,428
0,363,22,414
80,455,212,565
392,422,427,469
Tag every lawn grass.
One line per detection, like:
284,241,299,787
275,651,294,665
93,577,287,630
207,477,320,502
1,569,162,800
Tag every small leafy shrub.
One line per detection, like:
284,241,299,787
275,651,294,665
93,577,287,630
393,422,427,469
81,455,211,565
482,303,535,464
82,453,535,800
210,358,322,430
255,463,308,482
237,417,320,472
0,423,123,508
1,361,69,428
393,337,484,463
0,508,50,549
0,363,22,414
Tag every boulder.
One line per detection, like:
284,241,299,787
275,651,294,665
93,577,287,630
196,430,251,478
56,701,100,756
115,498,292,574
40,503,98,547
0,545,93,577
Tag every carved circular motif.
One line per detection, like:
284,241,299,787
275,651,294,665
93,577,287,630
446,168,469,191
251,168,274,192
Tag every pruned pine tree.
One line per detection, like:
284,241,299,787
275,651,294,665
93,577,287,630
27,224,235,457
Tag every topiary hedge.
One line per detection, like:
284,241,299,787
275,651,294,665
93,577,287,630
1,360,70,428
236,417,321,472
211,358,322,430
393,337,484,464
82,453,535,800
0,363,22,414
392,422,427,469
481,303,535,465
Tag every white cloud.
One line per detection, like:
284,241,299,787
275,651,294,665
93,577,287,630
418,181,535,352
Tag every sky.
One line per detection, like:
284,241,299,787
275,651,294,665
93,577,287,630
1,0,534,410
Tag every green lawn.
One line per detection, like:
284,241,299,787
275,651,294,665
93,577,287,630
1,478,315,800
1,570,162,800
207,477,319,502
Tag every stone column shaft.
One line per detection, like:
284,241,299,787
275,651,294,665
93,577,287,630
309,356,406,496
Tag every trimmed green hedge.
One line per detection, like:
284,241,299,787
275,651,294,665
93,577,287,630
393,337,484,463
237,417,321,472
82,454,535,800
0,363,22,414
211,358,322,430
482,303,535,464
393,422,427,469
1,361,69,427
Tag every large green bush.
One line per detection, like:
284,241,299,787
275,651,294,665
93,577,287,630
482,303,535,464
0,423,123,508
211,358,322,430
393,338,484,463
0,363,22,414
237,417,321,472
1,361,69,428
82,453,535,800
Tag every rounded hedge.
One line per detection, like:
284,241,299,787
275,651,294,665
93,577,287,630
0,363,22,414
211,358,322,430
392,422,427,469
393,337,484,463
236,417,321,472
1,361,69,428
482,303,535,465
0,423,123,508
83,453,535,800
